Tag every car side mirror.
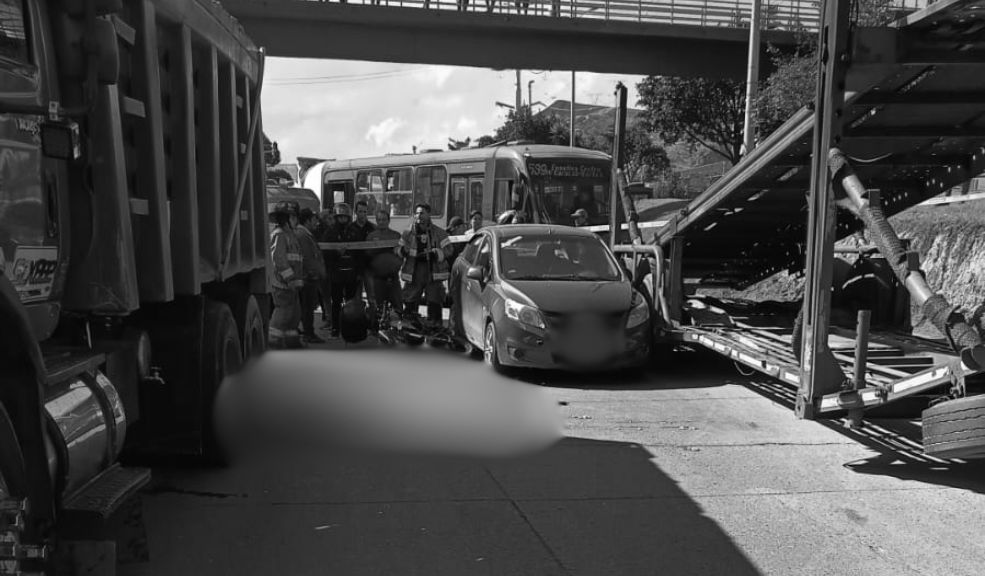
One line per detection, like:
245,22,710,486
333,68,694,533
466,266,485,281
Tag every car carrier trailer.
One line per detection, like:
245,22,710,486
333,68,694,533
616,0,985,461
0,0,269,573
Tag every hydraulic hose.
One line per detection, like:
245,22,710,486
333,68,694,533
828,149,985,369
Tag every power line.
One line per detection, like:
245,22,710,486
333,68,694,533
265,67,429,86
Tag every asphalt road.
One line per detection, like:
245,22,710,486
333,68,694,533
118,347,985,576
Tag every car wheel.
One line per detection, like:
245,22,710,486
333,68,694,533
484,321,506,373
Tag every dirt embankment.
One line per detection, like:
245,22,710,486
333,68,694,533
714,204,985,331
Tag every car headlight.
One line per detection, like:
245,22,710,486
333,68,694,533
627,292,649,329
505,298,546,330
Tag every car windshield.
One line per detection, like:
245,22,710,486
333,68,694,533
498,233,622,282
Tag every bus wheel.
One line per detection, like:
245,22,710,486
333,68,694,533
201,300,243,466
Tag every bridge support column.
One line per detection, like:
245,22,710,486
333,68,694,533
796,0,852,420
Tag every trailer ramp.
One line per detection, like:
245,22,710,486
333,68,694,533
680,296,981,416
656,0,985,289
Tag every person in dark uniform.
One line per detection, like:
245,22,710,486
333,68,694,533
321,203,360,338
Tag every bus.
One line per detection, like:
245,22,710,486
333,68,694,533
298,144,613,230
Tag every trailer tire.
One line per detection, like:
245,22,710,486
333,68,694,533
922,394,985,459
201,300,243,466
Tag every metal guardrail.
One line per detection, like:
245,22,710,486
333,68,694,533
301,0,928,32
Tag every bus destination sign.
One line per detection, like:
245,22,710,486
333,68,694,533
527,161,607,180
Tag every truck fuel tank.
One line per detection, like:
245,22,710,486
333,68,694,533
44,369,126,498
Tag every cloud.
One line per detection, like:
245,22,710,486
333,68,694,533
365,117,406,148
419,65,455,88
456,116,478,134
421,94,465,109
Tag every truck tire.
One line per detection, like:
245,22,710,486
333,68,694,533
238,295,266,360
922,394,985,459
201,300,243,465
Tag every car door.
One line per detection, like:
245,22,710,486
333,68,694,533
462,235,492,343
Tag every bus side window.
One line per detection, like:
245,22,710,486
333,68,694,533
493,180,512,216
415,166,447,217
468,178,483,216
449,177,467,222
386,167,413,217
356,169,384,215
326,180,352,210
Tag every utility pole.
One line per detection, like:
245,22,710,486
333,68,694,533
515,70,522,112
570,71,575,147
528,80,534,110
742,0,762,156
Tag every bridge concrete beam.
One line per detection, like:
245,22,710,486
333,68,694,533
222,0,801,79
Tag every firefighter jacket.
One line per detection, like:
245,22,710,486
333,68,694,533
270,226,304,289
295,224,326,281
398,222,453,283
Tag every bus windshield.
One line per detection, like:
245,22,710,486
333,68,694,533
526,159,611,226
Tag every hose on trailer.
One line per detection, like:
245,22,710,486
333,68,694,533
828,149,985,370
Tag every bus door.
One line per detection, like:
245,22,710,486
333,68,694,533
448,174,483,224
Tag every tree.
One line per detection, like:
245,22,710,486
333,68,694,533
637,76,746,166
448,137,471,150
490,105,571,145
475,134,497,148
756,36,818,137
580,124,669,182
755,0,901,139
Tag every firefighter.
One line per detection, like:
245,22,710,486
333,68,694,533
269,201,304,349
296,208,327,344
399,203,454,326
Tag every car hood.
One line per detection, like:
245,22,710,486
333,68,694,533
502,280,633,314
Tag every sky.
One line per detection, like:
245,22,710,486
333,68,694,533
261,58,647,167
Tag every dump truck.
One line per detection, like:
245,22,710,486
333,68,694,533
0,0,269,572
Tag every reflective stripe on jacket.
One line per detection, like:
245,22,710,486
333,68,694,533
398,223,453,283
270,226,304,289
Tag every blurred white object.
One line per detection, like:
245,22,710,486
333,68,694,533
214,349,563,462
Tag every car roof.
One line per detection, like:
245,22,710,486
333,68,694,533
484,224,600,238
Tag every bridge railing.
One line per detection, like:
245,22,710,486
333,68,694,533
303,0,928,32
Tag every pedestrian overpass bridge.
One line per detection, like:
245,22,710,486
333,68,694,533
221,0,831,78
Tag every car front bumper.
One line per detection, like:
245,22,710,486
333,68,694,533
495,319,650,371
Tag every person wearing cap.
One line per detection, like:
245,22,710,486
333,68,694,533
268,201,304,349
365,210,403,327
466,210,483,238
398,203,454,325
295,208,327,344
320,203,361,338
571,208,589,227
